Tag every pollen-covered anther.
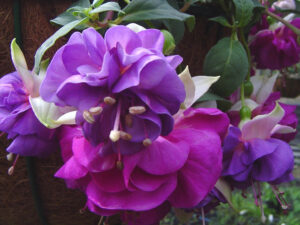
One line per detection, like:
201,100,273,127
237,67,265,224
83,110,95,124
125,114,133,127
6,153,13,161
116,160,124,170
104,96,116,105
109,130,120,142
143,138,152,147
120,131,132,141
89,106,103,115
129,106,146,115
8,166,14,176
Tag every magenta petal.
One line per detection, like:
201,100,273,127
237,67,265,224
121,202,171,225
138,136,189,175
123,152,143,187
55,156,88,179
130,167,171,191
168,129,222,208
87,199,119,216
86,174,176,211
72,136,116,172
91,168,126,193
177,108,230,139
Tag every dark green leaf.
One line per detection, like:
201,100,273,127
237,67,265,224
34,18,89,73
203,37,248,97
92,0,105,7
122,0,195,31
90,2,124,14
50,0,90,27
196,92,229,102
163,19,185,43
210,16,232,27
233,0,254,27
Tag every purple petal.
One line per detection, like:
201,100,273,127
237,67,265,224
137,29,164,51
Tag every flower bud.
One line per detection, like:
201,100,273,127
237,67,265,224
244,80,254,97
161,29,176,55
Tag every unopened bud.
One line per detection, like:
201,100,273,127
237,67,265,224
129,106,146,115
104,96,116,105
109,130,120,142
161,29,176,55
143,138,152,147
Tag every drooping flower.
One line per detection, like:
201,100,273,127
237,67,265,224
223,103,294,189
228,73,298,142
55,107,229,224
40,26,186,155
54,68,228,224
0,40,63,157
249,18,300,70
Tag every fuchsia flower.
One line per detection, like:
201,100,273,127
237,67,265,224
0,40,59,157
40,26,185,155
229,73,298,142
55,107,229,224
250,18,300,70
223,103,295,189
54,66,228,224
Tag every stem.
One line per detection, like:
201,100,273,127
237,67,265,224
240,82,245,107
266,9,300,36
180,2,191,12
239,28,251,81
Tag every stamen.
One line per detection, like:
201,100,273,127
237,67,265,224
104,96,116,105
8,154,19,176
6,153,14,161
120,131,132,141
271,185,289,210
98,216,104,225
89,106,103,115
201,207,206,225
109,101,122,142
83,110,95,124
129,106,146,115
257,182,266,223
143,138,152,147
125,114,133,127
251,179,259,207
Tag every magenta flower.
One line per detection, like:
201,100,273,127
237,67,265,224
40,26,185,155
223,104,294,189
0,72,58,157
249,18,300,70
55,107,229,224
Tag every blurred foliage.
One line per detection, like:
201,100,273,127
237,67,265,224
161,181,300,225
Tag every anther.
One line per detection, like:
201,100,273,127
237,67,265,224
104,96,116,105
83,110,95,124
120,131,132,141
143,138,152,147
109,130,120,142
6,153,13,161
8,166,14,176
89,106,103,115
116,160,124,170
125,114,133,127
129,106,146,115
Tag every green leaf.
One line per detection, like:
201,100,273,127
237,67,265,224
163,19,185,43
50,0,90,26
197,92,228,102
233,0,254,27
92,0,104,7
34,17,89,74
210,16,232,27
90,2,124,14
122,0,195,31
203,37,248,97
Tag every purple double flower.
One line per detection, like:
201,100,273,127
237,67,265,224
40,26,185,155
